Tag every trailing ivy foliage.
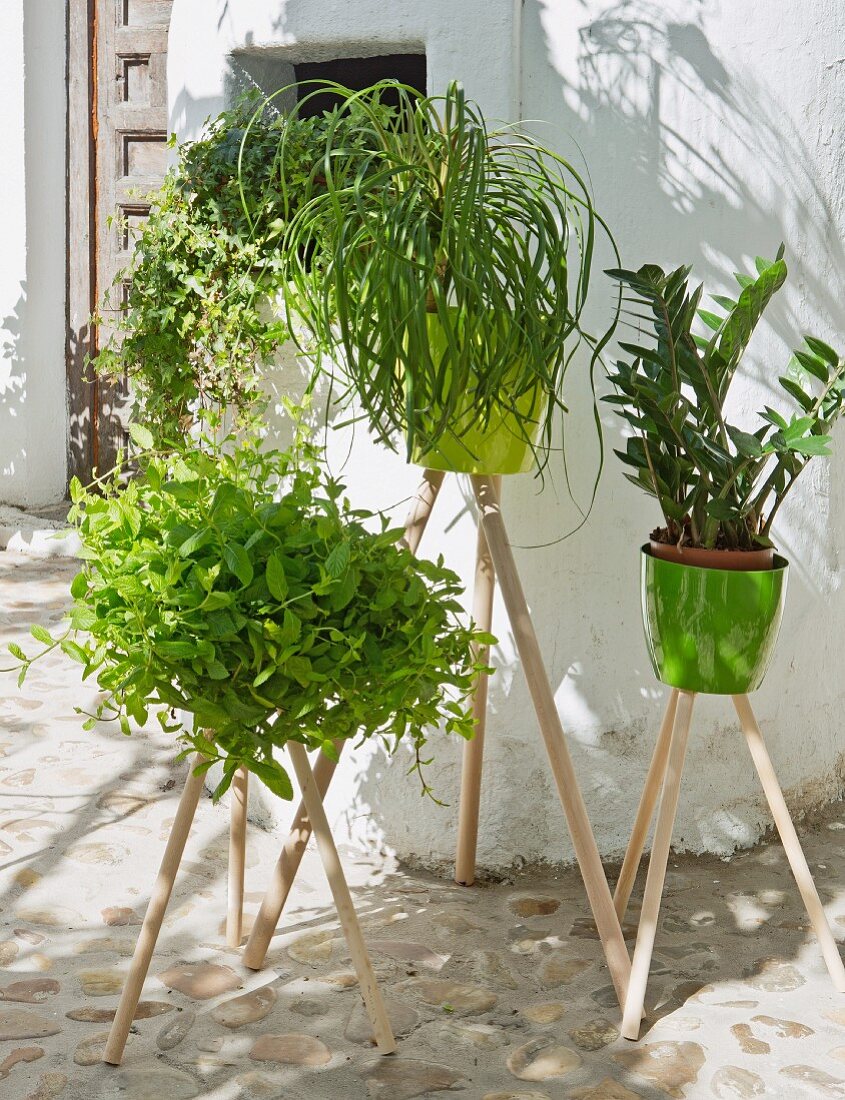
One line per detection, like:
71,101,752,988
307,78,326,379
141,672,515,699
605,249,845,550
95,92,381,442
10,429,490,800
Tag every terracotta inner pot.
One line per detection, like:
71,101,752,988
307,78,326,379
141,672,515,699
649,540,775,571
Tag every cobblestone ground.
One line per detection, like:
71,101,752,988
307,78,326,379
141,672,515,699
2,554,845,1099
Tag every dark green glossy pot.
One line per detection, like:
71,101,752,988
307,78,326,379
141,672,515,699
641,546,788,695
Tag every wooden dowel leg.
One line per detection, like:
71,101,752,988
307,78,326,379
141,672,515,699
244,472,444,970
226,766,248,948
455,475,500,887
287,742,397,1055
733,693,845,992
614,690,680,922
470,474,631,1010
103,753,207,1066
398,469,445,554
243,745,344,970
622,691,695,1040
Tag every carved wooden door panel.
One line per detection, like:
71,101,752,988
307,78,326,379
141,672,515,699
95,0,173,474
67,0,172,483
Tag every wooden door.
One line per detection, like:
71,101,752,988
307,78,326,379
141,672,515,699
67,0,172,484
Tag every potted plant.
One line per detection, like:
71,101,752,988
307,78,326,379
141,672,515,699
95,92,377,444
266,80,618,477
9,427,490,800
605,248,845,693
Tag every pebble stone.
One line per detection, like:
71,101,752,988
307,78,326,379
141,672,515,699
745,959,806,992
779,1065,845,1096
0,1009,62,1041
615,1041,706,1098
400,978,497,1015
538,952,591,986
570,1083,645,1100
24,1072,68,1100
568,1018,619,1050
287,929,338,963
113,1065,200,1100
710,1065,766,1097
363,1058,466,1099
372,940,448,971
72,1031,112,1066
157,962,241,999
66,1000,172,1022
156,1008,196,1051
521,1003,565,1025
78,969,122,996
506,1038,581,1081
483,1093,550,1100
211,985,277,1028
345,996,419,1044
0,1046,43,1079
249,1033,331,1066
0,979,60,1003
508,896,560,918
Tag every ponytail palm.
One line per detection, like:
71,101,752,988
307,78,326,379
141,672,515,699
262,80,618,472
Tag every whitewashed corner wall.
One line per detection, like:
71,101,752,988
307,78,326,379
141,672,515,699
0,0,67,508
168,0,845,870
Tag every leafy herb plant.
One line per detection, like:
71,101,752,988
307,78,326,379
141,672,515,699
10,429,490,800
605,249,845,551
267,80,618,472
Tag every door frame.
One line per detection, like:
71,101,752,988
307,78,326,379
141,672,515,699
66,0,97,486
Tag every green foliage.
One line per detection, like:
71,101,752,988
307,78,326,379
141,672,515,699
267,80,618,474
94,92,377,442
605,249,845,550
9,436,490,800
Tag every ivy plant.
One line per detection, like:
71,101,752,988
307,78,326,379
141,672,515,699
95,92,379,442
605,248,845,550
9,428,491,800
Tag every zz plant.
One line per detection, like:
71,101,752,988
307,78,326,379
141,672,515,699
605,248,845,551
265,80,618,472
9,429,490,800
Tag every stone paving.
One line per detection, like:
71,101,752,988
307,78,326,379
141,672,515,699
2,554,845,1099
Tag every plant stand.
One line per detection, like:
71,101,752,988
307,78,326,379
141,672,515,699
244,470,632,1012
102,746,396,1066
618,688,845,1041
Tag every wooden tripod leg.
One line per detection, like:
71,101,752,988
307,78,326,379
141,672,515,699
470,474,631,1009
398,468,445,554
455,474,500,887
103,753,207,1065
226,766,249,947
733,693,845,992
622,691,695,1040
288,742,397,1054
244,471,444,971
243,745,343,970
614,690,680,922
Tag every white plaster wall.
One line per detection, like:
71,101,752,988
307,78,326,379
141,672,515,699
168,0,845,869
0,1,67,508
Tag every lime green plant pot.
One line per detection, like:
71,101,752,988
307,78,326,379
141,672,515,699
409,312,548,475
641,546,788,695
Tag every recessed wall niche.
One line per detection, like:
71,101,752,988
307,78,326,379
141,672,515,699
226,49,426,112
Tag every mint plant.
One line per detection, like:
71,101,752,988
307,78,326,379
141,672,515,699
10,430,490,800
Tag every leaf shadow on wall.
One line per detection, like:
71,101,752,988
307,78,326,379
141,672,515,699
478,0,845,862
